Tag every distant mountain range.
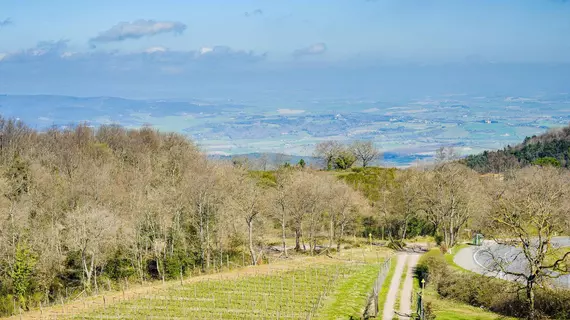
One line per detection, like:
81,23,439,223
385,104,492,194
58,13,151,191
0,94,245,128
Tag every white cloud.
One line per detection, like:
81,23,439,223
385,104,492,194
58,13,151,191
293,43,327,57
60,52,77,58
199,47,214,55
90,20,186,44
145,46,168,54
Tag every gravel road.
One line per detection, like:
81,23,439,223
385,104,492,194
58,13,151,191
382,253,421,320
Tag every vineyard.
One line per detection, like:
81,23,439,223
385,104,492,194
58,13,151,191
12,248,393,320
65,264,378,319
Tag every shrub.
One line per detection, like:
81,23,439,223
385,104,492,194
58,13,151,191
387,239,405,250
0,294,15,316
434,234,444,246
535,288,570,319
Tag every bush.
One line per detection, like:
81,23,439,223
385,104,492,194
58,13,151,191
106,251,135,281
535,288,570,319
0,294,15,316
414,250,448,285
434,234,444,246
387,239,405,250
423,301,436,320
532,157,561,167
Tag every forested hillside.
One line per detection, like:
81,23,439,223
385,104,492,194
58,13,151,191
464,124,570,173
0,116,568,319
0,117,375,315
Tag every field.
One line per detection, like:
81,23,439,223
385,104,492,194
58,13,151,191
12,246,392,320
66,264,378,319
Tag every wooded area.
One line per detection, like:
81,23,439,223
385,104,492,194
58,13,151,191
464,124,570,173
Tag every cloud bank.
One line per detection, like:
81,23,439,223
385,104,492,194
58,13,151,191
293,43,327,57
90,20,187,43
0,40,266,72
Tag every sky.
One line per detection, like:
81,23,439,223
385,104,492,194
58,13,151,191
1,0,570,100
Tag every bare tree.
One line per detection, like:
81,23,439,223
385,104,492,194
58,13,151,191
327,179,366,251
351,141,380,167
391,169,422,240
66,207,117,292
273,169,293,257
257,153,269,171
419,163,483,250
283,171,324,253
434,146,460,164
484,166,570,320
179,160,227,271
314,141,342,170
227,172,267,265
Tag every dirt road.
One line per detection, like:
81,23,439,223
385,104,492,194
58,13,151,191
382,252,421,320
399,254,420,319
382,254,407,320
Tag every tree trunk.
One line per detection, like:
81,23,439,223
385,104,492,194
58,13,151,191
329,219,334,250
526,280,535,320
247,219,257,265
82,252,94,291
281,213,288,257
205,217,211,270
294,228,301,251
309,222,315,256
337,223,345,252
199,203,205,270
9,202,15,248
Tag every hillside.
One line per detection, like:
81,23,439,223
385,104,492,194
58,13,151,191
464,123,570,173
0,116,568,320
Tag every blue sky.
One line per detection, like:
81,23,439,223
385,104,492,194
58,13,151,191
1,0,570,99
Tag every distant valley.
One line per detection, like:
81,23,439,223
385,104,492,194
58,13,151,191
1,93,569,166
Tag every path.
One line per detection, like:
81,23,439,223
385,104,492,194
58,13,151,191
381,254,406,320
399,254,420,319
381,252,421,320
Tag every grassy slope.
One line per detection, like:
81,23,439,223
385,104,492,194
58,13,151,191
317,263,381,319
426,290,514,320
445,243,470,270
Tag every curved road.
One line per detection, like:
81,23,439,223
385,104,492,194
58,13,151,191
454,237,570,288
